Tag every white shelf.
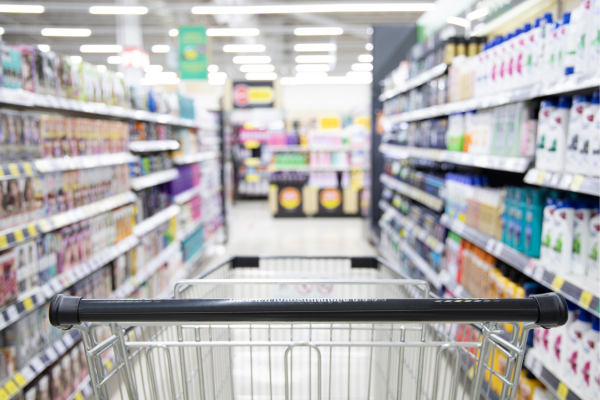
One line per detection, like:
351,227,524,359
172,151,219,165
524,168,599,196
174,185,222,205
379,63,448,101
0,87,200,128
34,152,138,174
129,140,180,153
381,71,600,123
179,209,222,242
130,168,179,191
380,144,533,173
380,173,444,212
269,145,362,153
133,204,181,237
270,165,369,172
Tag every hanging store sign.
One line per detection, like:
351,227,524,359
233,81,275,108
178,26,208,80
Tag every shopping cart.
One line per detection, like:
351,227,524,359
50,256,567,400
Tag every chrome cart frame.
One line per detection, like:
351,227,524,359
50,256,567,400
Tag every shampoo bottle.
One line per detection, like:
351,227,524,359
546,96,572,172
536,99,558,170
566,95,591,174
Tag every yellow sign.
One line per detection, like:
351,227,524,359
319,116,341,130
279,187,301,210
320,188,342,210
248,87,274,103
354,116,371,130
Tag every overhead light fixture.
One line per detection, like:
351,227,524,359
80,45,122,53
367,27,374,35
209,80,225,86
144,65,163,73
296,71,328,78
233,55,271,64
223,44,265,53
169,29,179,37
365,43,373,51
107,56,122,64
116,71,124,78
89,6,148,15
70,55,82,64
245,72,277,80
140,76,181,86
208,72,227,80
281,75,372,85
351,63,372,71
295,64,330,72
0,28,4,35
207,65,219,72
447,16,470,28
295,55,335,63
37,44,50,52
96,65,107,73
358,54,373,63
0,4,44,13
152,45,170,53
192,3,436,14
294,43,336,52
207,28,259,37
346,71,372,79
145,71,177,79
240,64,275,73
467,7,489,21
294,27,343,36
42,28,91,37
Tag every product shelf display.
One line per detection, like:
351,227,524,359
380,173,445,213
524,168,600,197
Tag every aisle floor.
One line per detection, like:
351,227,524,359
202,200,377,271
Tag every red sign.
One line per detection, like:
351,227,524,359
233,84,249,107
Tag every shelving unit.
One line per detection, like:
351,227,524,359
269,145,356,153
129,140,180,153
172,151,219,166
524,169,599,197
380,144,533,173
379,63,448,102
380,173,444,212
130,168,180,191
270,165,369,172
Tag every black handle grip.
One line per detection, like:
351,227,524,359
49,293,568,330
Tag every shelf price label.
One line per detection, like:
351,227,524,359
551,276,565,291
556,382,569,400
579,290,593,308
570,174,584,191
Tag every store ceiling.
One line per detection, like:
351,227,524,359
0,0,430,81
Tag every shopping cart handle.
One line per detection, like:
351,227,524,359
49,293,568,330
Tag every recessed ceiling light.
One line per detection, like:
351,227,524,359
152,45,170,53
80,45,122,53
351,63,373,71
169,29,179,37
144,65,163,73
89,6,148,15
245,72,277,80
37,44,50,52
42,28,92,37
107,56,122,64
208,72,227,80
294,43,336,52
365,43,373,51
295,64,330,72
296,71,328,78
295,55,335,63
358,54,373,63
207,65,219,72
233,56,271,64
240,64,275,73
192,4,436,14
294,27,343,36
0,28,4,35
0,4,44,13
223,44,265,53
367,27,374,35
207,28,259,37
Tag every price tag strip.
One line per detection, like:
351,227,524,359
380,174,444,213
524,168,599,197
526,349,585,400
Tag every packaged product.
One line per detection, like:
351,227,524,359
588,208,599,279
563,310,593,381
545,96,571,172
578,317,599,397
582,90,599,176
566,95,592,173
50,363,62,400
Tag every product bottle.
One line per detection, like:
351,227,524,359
526,18,544,84
546,96,572,171
543,21,559,85
582,90,600,176
536,99,559,170
540,197,558,270
515,24,531,89
546,301,580,365
565,5,584,75
566,95,592,173
588,208,599,279
578,317,599,397
556,13,571,79
563,310,593,380
576,0,592,73
552,199,575,273
586,0,600,72
573,201,592,275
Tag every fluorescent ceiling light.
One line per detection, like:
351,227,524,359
346,71,372,79
294,27,343,36
240,64,275,73
294,43,336,52
223,44,265,53
96,65,107,73
144,65,163,73
89,6,148,15
447,16,470,28
245,72,277,80
207,65,219,72
358,54,373,63
209,80,225,85
107,56,122,64
467,7,489,21
37,44,50,52
233,56,271,64
352,63,372,72
169,29,179,37
192,3,435,14
295,64,330,72
140,76,181,86
152,45,170,53
42,28,91,37
80,45,122,53
281,75,372,85
207,28,259,37
145,71,177,79
116,72,124,78
0,28,4,35
295,55,335,63
0,4,44,13
365,43,373,51
208,72,227,80
296,71,328,78
70,55,82,64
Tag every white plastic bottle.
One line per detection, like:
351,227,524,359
541,197,558,270
576,0,592,73
547,302,580,365
586,0,600,72
565,5,584,75
566,95,591,174
544,21,559,86
588,209,599,279
551,199,575,273
583,90,600,176
490,36,504,93
546,96,572,172
578,317,599,398
536,99,558,170
526,17,545,85
563,310,593,381
514,24,531,89
556,13,571,80
573,201,592,275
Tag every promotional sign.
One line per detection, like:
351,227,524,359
233,81,275,108
318,115,341,130
120,47,149,69
274,185,304,217
178,26,208,80
317,188,344,216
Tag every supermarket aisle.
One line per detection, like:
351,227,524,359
203,201,376,270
